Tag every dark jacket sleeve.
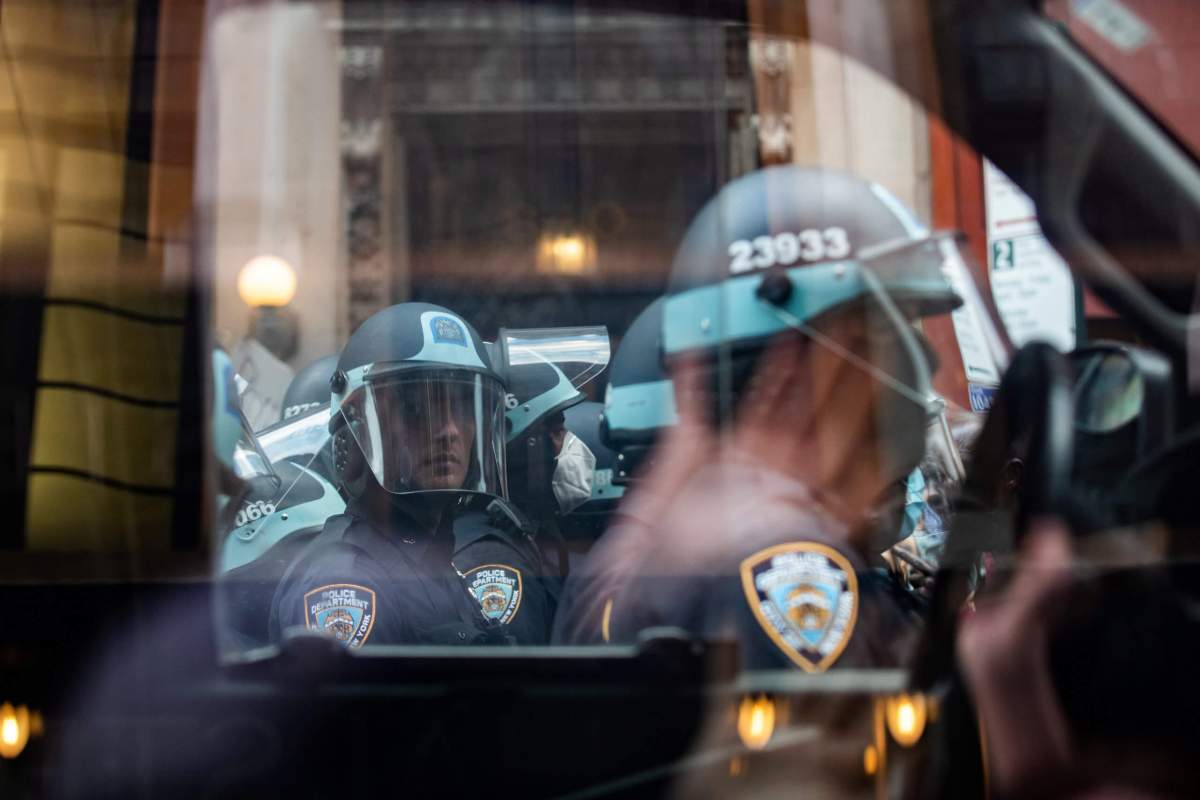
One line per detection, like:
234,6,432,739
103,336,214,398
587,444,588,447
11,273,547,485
454,533,557,644
271,542,406,647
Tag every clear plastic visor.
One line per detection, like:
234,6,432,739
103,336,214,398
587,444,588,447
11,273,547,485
231,413,277,483
339,371,507,498
499,326,611,391
802,232,1012,410
743,232,1011,494
258,405,333,467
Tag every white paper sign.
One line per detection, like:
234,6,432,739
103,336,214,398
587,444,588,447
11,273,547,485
233,337,295,431
984,160,1077,353
943,251,1002,387
1072,0,1152,53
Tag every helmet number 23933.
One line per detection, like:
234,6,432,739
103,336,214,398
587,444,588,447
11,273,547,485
728,227,851,274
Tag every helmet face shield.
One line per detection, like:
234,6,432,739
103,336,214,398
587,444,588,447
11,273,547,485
495,325,611,443
339,370,507,498
258,405,332,468
661,226,1013,497
231,412,277,483
499,326,611,391
860,233,973,317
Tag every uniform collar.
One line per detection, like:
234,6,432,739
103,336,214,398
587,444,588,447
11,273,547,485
346,496,456,564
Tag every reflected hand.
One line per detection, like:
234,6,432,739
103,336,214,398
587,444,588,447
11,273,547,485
957,519,1074,795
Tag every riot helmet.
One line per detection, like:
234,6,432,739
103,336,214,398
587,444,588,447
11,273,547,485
493,326,610,518
280,354,337,422
601,298,679,483
329,303,508,507
661,166,1010,512
216,459,347,649
259,354,338,481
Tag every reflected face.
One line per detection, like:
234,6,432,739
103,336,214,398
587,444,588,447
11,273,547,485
808,309,924,496
381,381,477,490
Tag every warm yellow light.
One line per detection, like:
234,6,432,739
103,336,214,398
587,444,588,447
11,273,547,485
237,254,297,308
0,703,30,759
553,236,584,261
863,744,878,776
536,232,597,276
885,693,928,747
736,694,776,751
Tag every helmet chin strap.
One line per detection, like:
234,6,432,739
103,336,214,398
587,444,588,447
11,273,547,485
758,268,937,495
761,299,934,414
345,476,440,535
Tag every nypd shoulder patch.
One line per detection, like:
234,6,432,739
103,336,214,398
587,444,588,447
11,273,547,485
740,542,859,672
464,564,523,625
303,583,377,648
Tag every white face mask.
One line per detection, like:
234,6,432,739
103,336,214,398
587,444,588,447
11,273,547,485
552,431,596,514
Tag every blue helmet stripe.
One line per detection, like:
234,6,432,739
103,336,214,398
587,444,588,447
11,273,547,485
603,379,679,434
662,262,951,357
663,262,865,356
506,367,583,442
219,465,347,572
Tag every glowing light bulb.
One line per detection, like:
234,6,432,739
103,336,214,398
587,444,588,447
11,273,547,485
736,694,776,751
885,693,928,747
0,703,30,759
897,703,915,734
863,744,878,776
237,255,297,308
536,231,597,276
553,236,584,261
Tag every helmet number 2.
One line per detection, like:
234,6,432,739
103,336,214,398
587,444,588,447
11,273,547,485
729,227,850,274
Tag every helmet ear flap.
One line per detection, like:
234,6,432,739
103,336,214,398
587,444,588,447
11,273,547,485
332,423,364,485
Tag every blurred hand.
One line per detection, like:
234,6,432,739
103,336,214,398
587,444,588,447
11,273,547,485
957,519,1074,795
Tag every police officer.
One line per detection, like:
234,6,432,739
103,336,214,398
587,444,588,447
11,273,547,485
270,302,519,647
450,357,591,643
606,166,980,669
557,400,625,553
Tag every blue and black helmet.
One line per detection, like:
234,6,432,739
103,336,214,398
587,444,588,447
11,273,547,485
329,302,508,501
662,166,962,363
332,302,499,386
490,325,610,444
218,458,349,648
281,354,337,422
661,166,979,506
501,358,585,444
601,298,679,483
485,326,609,517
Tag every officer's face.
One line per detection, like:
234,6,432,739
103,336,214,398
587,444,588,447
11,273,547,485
382,382,477,490
544,411,567,457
